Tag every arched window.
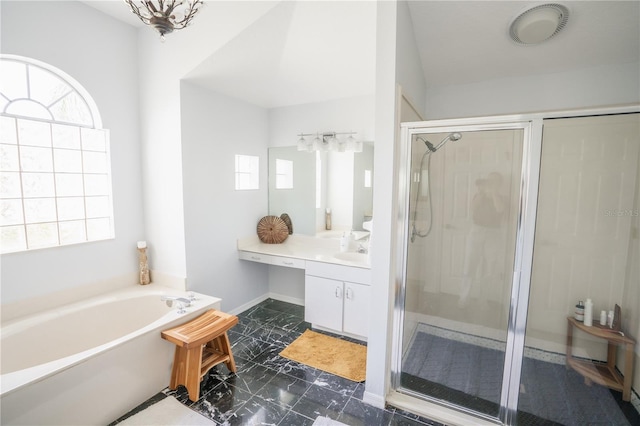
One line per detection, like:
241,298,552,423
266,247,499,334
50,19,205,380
0,55,113,253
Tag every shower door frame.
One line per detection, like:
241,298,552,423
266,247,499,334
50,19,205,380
391,116,543,425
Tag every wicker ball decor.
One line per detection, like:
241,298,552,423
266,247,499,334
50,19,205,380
257,215,289,244
280,213,293,235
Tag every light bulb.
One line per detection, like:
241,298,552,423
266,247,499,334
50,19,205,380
346,134,357,151
297,135,306,151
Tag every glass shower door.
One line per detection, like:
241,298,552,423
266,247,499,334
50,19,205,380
397,127,525,420
517,113,640,425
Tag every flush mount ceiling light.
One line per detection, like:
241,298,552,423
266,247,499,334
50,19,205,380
124,0,204,41
509,3,569,45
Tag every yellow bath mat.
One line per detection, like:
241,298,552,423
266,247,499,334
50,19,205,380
280,330,366,382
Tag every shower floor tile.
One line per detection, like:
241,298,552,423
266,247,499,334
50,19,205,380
402,328,640,426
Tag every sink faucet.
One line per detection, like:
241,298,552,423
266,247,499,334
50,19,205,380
357,243,368,254
161,296,191,308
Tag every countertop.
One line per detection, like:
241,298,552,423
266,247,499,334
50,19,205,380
237,234,370,269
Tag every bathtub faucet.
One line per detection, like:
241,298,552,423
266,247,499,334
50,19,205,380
161,296,192,308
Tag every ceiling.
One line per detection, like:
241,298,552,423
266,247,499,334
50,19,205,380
83,1,639,108
408,1,640,87
182,1,377,108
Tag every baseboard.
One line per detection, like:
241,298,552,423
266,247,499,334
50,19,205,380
227,292,304,315
268,292,304,306
227,293,270,315
362,391,386,409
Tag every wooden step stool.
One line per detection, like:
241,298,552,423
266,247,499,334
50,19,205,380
161,309,238,401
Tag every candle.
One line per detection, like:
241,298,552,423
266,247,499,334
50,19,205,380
137,241,147,249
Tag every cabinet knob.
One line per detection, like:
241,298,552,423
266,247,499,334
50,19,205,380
346,287,353,300
335,286,342,298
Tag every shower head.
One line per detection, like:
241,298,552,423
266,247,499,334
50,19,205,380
417,132,462,153
432,132,462,151
449,132,462,141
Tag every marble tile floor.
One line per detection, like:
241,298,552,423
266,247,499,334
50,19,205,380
111,298,443,426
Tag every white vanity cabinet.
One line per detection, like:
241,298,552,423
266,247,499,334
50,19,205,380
237,236,371,340
304,261,371,339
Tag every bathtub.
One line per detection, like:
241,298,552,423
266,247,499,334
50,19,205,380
0,284,221,425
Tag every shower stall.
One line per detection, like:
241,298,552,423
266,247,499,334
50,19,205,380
392,111,640,425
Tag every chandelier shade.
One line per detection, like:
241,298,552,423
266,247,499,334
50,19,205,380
124,0,204,40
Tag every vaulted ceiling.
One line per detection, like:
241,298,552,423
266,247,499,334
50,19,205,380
83,1,639,108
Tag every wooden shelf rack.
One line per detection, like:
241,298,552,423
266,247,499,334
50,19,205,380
566,316,635,401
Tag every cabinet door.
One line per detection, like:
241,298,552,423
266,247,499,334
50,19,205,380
343,282,370,337
304,275,343,332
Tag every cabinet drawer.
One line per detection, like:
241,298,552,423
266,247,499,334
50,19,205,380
271,256,305,269
305,261,371,285
238,251,273,264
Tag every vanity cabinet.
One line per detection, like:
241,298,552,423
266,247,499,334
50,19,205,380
237,240,371,340
304,261,371,339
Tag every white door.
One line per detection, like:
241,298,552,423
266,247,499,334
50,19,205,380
304,275,343,332
528,114,639,351
343,282,370,338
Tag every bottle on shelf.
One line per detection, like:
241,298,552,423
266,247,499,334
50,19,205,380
584,298,593,326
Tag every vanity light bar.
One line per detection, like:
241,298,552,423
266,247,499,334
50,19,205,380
297,131,362,152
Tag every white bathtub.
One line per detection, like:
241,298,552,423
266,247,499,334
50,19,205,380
0,285,221,425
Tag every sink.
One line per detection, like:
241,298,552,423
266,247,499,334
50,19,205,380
332,252,369,263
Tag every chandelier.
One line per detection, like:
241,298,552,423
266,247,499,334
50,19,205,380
124,0,204,40
297,132,363,153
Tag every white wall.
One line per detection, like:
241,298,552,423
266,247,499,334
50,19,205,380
364,0,400,408
425,61,640,119
136,1,278,287
0,1,143,303
180,82,269,311
268,266,305,304
268,95,375,147
363,0,432,407
395,1,427,114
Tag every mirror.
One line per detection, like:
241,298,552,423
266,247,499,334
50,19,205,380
268,143,373,236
